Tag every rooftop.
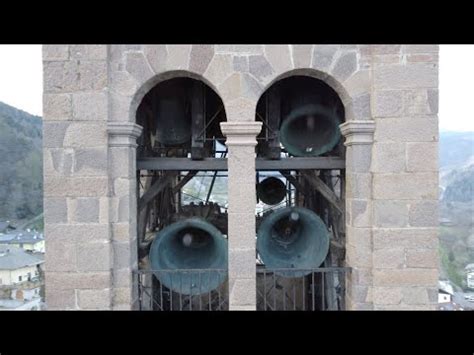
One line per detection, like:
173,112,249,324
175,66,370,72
0,245,44,270
0,229,44,245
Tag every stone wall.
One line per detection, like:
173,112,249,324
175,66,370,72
42,45,439,310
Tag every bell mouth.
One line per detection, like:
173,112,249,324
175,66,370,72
279,104,341,157
257,177,286,205
178,227,213,249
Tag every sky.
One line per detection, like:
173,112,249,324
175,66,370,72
0,45,472,131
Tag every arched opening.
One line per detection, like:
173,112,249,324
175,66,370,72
135,76,229,310
254,75,347,310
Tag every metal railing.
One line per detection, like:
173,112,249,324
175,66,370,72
135,267,349,311
135,269,228,311
257,267,350,311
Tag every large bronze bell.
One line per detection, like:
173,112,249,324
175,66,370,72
257,207,330,277
149,218,228,295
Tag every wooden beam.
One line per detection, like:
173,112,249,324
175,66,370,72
172,171,197,194
138,173,176,213
301,171,344,214
137,157,345,171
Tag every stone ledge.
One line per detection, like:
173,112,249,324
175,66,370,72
107,122,143,148
220,122,262,146
340,120,376,146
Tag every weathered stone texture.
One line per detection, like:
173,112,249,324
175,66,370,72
42,44,439,310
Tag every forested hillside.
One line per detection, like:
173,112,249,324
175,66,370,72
0,101,43,223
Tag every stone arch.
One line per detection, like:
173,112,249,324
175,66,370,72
129,70,226,125
255,68,357,122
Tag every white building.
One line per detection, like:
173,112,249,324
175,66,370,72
465,264,474,289
438,280,454,304
0,245,44,310
0,229,45,253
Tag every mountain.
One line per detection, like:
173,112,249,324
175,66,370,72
0,101,43,223
439,130,474,289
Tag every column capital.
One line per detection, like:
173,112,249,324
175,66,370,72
220,122,262,147
108,122,143,148
339,120,376,146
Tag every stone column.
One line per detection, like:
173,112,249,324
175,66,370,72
107,122,143,309
220,121,262,311
340,120,376,310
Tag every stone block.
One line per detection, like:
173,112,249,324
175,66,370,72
70,45,107,60
72,91,107,121
229,248,256,279
111,223,134,243
402,287,430,305
408,200,438,227
242,73,263,100
345,173,372,199
229,278,256,306
46,271,111,290
74,147,108,176
204,54,233,87
109,147,135,179
373,173,438,200
43,45,69,61
76,242,111,272
372,247,405,268
44,197,68,223
228,182,257,213
350,199,372,227
45,288,76,309
373,228,438,251
126,51,154,84
372,142,405,173
292,45,313,68
346,243,372,268
227,213,256,248
167,45,191,70
78,61,107,91
45,148,74,177
73,198,100,223
311,45,339,71
374,64,438,89
403,89,432,115
189,45,214,74
373,286,402,305
249,55,274,83
343,70,371,99
46,223,109,243
218,73,241,102
375,116,438,143
345,145,372,173
406,142,438,172
43,93,72,120
373,200,408,227
332,51,357,82
402,45,439,54
63,122,107,148
144,45,167,73
373,90,403,117
353,93,371,120
43,121,69,148
113,242,132,269
233,56,248,72
44,176,108,197
45,241,76,272
217,45,263,54
373,268,438,287
77,289,111,309
264,45,292,74
406,248,439,268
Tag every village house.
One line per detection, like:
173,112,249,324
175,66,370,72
0,245,44,310
0,229,45,253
